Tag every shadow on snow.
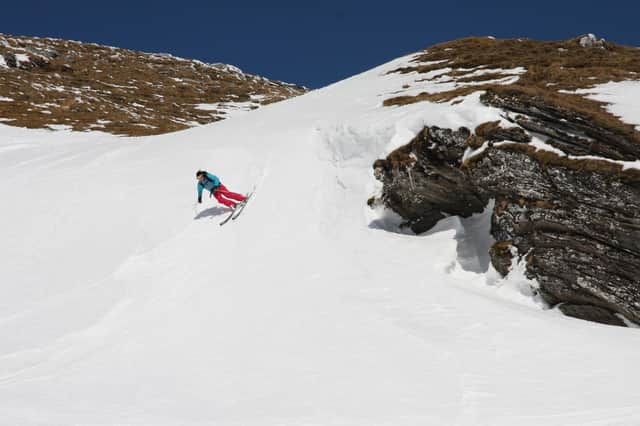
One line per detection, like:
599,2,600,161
368,202,495,274
194,206,231,220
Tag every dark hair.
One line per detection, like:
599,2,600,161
196,170,206,177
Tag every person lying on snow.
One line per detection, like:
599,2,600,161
196,170,246,210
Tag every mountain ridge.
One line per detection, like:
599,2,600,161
0,33,306,136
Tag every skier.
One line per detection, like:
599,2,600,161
196,170,246,209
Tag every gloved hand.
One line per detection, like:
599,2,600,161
198,196,202,203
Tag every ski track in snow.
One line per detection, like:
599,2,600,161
1,54,640,425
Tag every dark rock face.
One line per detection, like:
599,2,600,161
559,304,626,327
373,126,487,233
482,90,640,161
468,147,640,324
373,91,640,326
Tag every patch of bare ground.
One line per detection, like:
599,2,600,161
0,34,306,136
383,35,640,143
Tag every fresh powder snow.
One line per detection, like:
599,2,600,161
1,53,640,426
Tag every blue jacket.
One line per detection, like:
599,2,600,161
197,172,221,202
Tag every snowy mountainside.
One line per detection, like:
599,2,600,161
1,43,640,425
0,33,306,136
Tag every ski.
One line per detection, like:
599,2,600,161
231,192,253,221
218,208,235,226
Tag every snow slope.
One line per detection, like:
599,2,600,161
575,80,640,131
1,54,640,426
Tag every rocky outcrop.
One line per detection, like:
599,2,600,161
466,145,640,325
373,126,486,233
373,90,640,326
559,304,625,326
481,90,640,160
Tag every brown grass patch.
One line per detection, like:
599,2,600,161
0,33,306,136
375,128,429,170
491,240,514,254
383,85,495,106
475,121,501,138
466,135,485,149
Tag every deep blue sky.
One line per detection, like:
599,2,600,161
3,0,639,88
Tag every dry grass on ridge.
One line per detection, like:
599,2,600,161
0,34,306,136
384,36,640,144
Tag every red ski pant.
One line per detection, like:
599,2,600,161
214,184,246,207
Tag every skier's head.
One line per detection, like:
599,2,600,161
196,170,206,181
